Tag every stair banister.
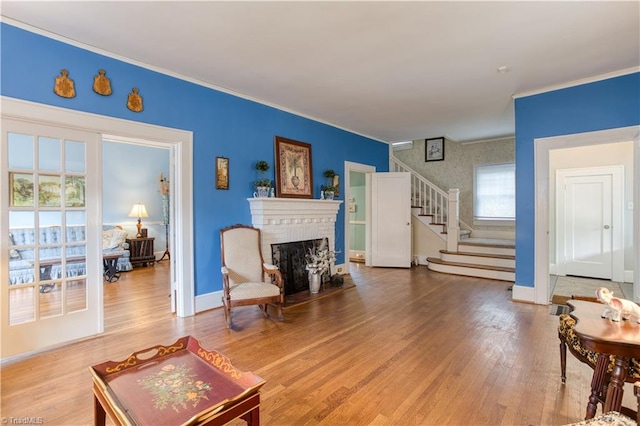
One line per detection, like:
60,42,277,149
447,189,460,252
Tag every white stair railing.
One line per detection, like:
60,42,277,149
390,156,460,251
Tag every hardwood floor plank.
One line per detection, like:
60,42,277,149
2,261,618,425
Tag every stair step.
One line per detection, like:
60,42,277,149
439,250,515,268
439,250,515,260
426,257,515,282
458,239,515,256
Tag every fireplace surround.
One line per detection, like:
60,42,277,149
248,198,342,292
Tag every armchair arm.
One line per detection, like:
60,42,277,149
262,263,283,288
263,263,278,271
221,266,230,292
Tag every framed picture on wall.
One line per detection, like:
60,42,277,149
215,156,229,190
425,137,445,162
274,136,313,198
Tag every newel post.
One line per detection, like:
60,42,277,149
447,189,460,252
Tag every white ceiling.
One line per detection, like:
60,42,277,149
2,1,639,143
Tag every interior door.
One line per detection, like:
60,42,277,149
1,119,102,358
558,171,614,279
368,172,411,267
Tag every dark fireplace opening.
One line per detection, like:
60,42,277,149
271,238,330,296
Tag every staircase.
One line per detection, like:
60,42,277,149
392,157,515,282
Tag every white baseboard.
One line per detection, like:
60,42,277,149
549,263,557,275
512,283,535,304
334,262,348,274
624,270,634,283
195,290,222,313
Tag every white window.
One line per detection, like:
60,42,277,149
474,162,515,224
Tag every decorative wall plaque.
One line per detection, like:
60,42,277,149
93,69,112,96
53,69,76,98
127,87,143,112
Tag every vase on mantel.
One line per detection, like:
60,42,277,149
308,271,322,294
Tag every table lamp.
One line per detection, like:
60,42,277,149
128,203,149,237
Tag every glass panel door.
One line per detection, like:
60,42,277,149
2,118,100,358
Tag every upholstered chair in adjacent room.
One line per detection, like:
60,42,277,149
220,224,284,329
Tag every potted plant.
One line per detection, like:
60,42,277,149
323,169,337,200
305,240,337,294
254,160,272,197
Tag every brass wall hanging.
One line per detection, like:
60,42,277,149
53,69,76,98
93,69,112,96
126,87,143,112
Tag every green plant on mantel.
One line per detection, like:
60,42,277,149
255,160,272,188
323,169,337,193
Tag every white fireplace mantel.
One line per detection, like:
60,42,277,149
248,198,342,258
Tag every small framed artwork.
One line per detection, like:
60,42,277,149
425,137,445,162
274,136,313,199
215,156,229,190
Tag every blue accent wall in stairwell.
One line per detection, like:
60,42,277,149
1,23,390,297
514,72,640,288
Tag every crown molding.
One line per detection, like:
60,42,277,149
513,67,640,99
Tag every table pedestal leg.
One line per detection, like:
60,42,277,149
604,356,629,413
587,354,609,419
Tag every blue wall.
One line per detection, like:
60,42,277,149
1,23,390,296
514,72,640,287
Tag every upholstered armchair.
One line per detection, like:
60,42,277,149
220,224,284,329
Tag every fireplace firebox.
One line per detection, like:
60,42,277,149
271,238,330,295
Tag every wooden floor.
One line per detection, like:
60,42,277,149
1,262,636,425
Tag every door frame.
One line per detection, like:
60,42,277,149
533,125,640,304
1,97,195,318
555,165,623,280
343,161,375,274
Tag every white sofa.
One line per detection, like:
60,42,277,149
8,225,133,285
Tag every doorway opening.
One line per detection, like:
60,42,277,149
344,161,375,275
534,126,639,305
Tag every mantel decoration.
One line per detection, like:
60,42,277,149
321,169,339,200
274,136,313,199
53,69,76,98
425,137,445,162
253,160,272,198
216,157,229,190
127,87,144,112
305,240,337,294
93,69,112,96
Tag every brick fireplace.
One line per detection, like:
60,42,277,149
248,198,342,293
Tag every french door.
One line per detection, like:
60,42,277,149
1,118,101,358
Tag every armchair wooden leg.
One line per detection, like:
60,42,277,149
222,298,231,329
277,303,283,320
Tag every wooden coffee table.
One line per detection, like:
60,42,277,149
89,336,265,425
568,300,640,419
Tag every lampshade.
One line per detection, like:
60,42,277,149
128,203,149,218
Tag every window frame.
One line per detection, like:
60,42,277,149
473,162,516,226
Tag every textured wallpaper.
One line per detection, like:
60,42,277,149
394,138,515,232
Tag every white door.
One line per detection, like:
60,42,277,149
1,119,102,358
368,172,411,267
557,167,623,280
